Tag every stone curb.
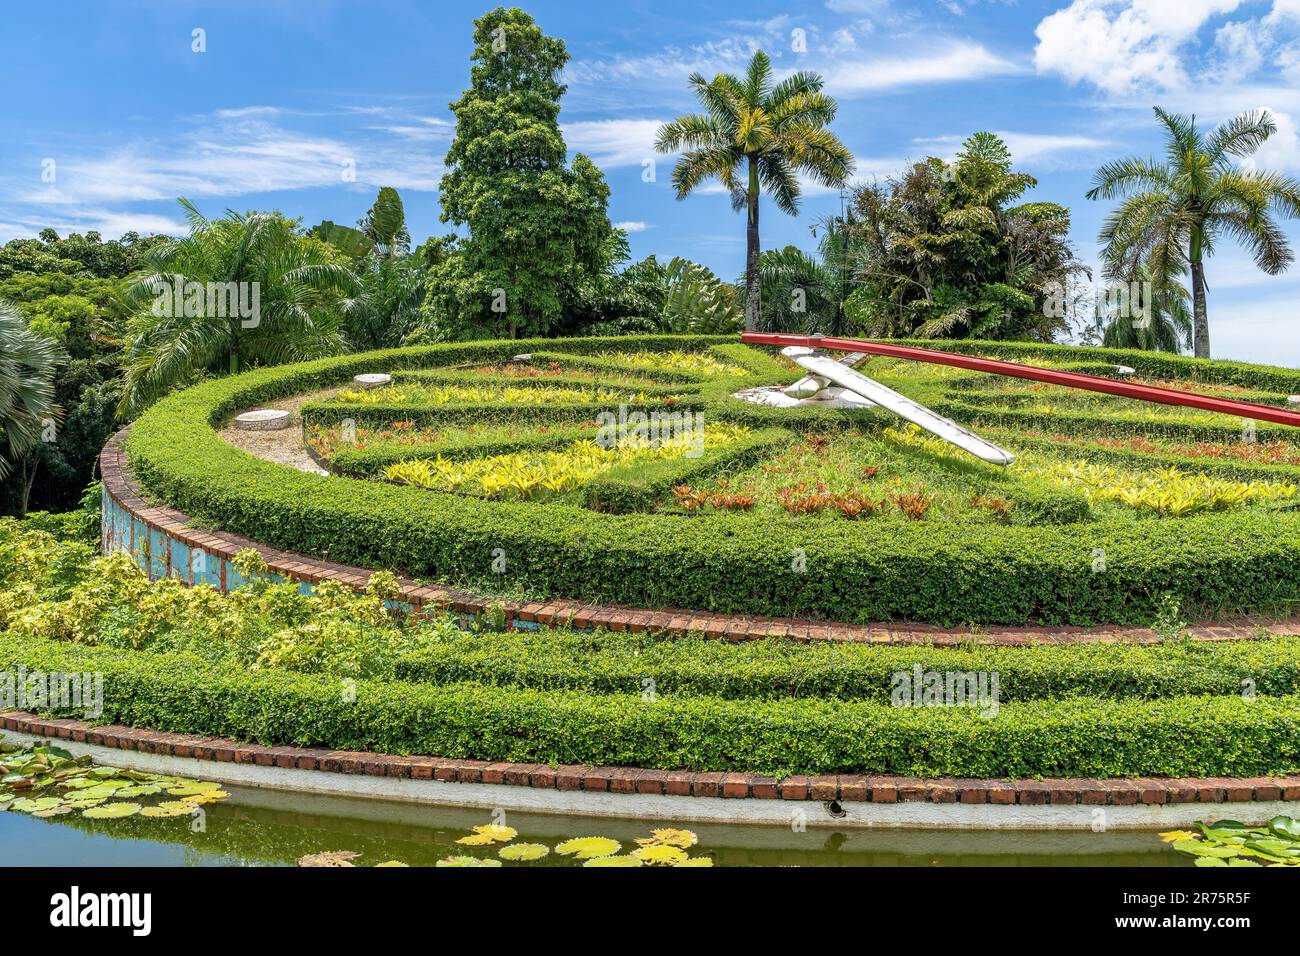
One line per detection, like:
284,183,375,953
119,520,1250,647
6,710,1299,806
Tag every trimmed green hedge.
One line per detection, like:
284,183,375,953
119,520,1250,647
393,627,1300,701
931,399,1300,444
123,335,1300,625
890,338,1300,393
5,633,1299,778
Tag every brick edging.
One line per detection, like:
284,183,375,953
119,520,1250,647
5,710,1297,806
99,428,1300,646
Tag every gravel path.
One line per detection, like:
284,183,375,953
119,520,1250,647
217,387,341,475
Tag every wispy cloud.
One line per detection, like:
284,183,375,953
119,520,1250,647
563,119,668,167
823,41,1024,93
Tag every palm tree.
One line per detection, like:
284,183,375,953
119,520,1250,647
758,212,866,335
656,50,854,331
0,298,63,483
119,199,359,416
1086,107,1300,358
1097,264,1193,353
313,188,423,349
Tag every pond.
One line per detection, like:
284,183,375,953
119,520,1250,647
2,783,1189,867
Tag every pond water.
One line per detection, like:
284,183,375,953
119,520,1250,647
1,784,1189,867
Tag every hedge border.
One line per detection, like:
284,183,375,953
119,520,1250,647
100,427,1300,644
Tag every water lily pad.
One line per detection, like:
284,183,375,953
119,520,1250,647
75,783,131,801
166,781,223,796
140,804,194,818
678,857,714,867
583,855,643,867
154,801,195,813
436,856,502,867
180,791,229,804
456,824,517,845
113,784,162,798
63,798,106,810
82,802,141,819
298,850,359,867
636,828,698,849
631,844,688,866
1268,816,1300,841
33,805,74,818
9,796,62,813
556,836,621,860
1172,840,1238,858
498,843,549,862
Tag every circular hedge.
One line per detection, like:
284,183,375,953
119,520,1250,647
123,334,1300,627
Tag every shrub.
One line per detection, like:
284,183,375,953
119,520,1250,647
5,631,1300,778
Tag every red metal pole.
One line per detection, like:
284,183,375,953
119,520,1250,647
741,332,1300,429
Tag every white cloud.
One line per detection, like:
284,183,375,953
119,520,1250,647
1034,0,1246,94
614,220,649,232
0,209,186,243
13,108,444,210
1243,107,1300,172
563,119,668,167
914,131,1115,170
822,41,1023,93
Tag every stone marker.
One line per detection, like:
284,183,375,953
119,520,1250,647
234,409,290,431
1114,365,1136,376
353,373,392,389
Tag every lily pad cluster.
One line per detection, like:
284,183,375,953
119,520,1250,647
1,741,229,821
441,823,713,868
1161,816,1300,866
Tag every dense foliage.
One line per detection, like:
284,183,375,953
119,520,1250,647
848,133,1086,342
419,7,615,340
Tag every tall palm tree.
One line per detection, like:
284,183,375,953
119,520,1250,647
119,199,359,416
1086,107,1300,358
656,50,854,331
0,298,63,482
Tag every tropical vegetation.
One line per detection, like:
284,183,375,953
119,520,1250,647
656,49,854,331
1087,107,1300,358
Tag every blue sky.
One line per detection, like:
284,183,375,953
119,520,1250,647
3,0,1300,362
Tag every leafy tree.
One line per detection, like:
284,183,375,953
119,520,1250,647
432,6,614,339
0,229,167,280
656,49,854,331
118,199,358,416
1087,107,1300,358
849,133,1086,341
0,299,64,505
